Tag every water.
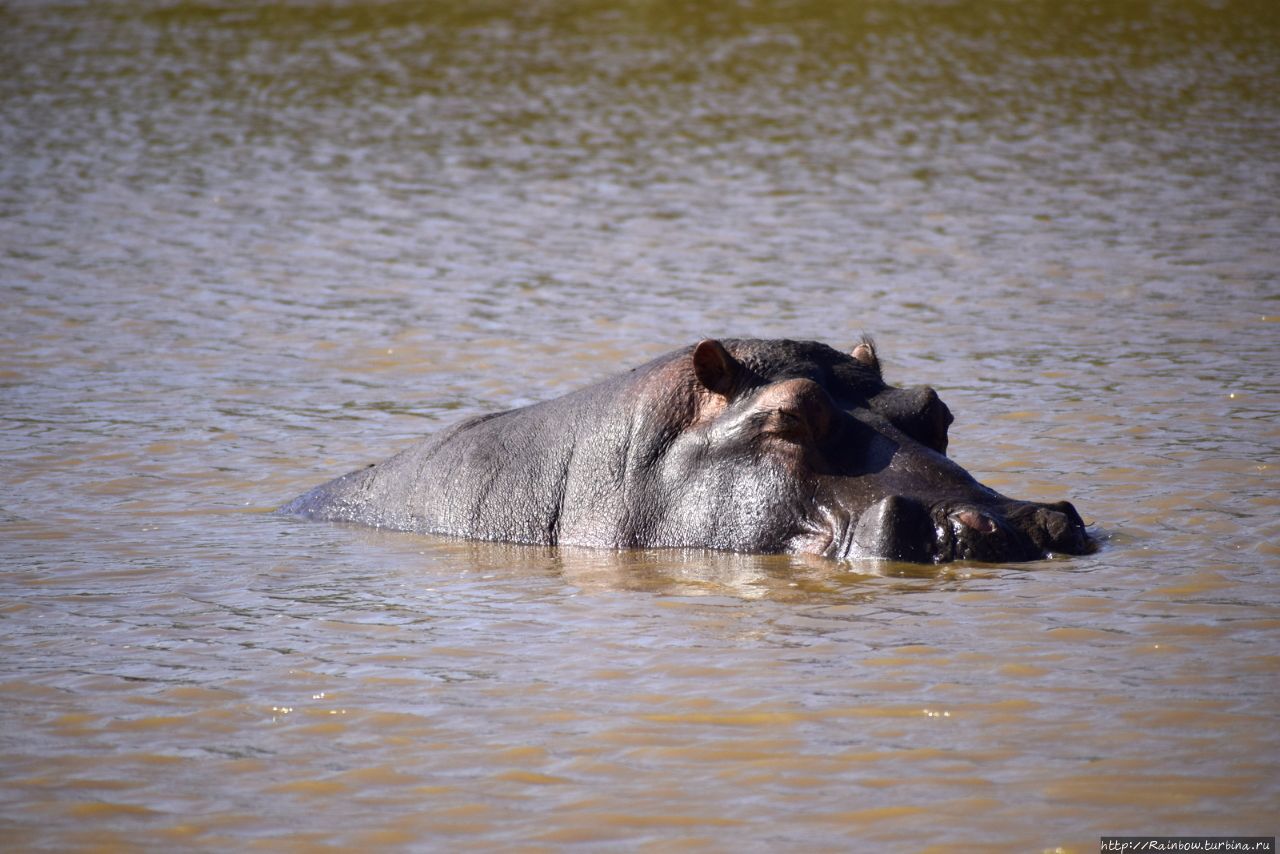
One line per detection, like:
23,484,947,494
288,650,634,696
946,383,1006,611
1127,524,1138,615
2,0,1278,849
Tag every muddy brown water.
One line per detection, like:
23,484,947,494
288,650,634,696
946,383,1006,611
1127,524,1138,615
2,1,1278,850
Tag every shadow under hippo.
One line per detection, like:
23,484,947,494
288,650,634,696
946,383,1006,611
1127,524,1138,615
283,338,1095,564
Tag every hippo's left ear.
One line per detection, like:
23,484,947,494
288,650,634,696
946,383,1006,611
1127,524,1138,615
692,339,741,396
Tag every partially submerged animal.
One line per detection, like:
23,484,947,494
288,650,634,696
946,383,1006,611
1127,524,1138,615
284,338,1094,563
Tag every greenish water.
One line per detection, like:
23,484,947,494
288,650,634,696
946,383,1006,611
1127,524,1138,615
2,1,1278,849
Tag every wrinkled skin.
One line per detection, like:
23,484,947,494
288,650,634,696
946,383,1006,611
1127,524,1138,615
283,338,1095,563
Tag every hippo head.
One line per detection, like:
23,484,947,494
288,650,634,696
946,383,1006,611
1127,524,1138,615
654,338,1095,564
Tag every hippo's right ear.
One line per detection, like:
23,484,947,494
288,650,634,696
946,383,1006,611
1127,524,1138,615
692,339,741,396
851,337,879,370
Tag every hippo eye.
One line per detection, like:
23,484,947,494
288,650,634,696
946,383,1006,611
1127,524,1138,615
763,407,816,442
775,409,803,430
751,378,834,442
867,385,951,455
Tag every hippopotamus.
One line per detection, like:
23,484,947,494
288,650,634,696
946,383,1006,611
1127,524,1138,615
283,338,1094,563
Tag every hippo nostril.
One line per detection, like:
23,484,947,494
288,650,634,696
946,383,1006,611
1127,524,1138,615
951,510,997,535
1034,508,1072,541
1047,500,1086,528
1022,503,1096,555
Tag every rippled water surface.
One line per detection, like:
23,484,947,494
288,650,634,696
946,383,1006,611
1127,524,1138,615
3,1,1278,849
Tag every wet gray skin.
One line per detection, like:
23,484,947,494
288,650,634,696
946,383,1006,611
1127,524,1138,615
284,338,1095,564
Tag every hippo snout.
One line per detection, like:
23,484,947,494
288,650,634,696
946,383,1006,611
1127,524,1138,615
844,496,1094,564
1011,500,1093,556
943,499,1094,563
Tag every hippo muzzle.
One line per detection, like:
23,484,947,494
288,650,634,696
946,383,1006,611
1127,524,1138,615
843,494,1094,564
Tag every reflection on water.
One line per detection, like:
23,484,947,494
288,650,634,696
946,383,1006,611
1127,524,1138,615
2,0,1278,849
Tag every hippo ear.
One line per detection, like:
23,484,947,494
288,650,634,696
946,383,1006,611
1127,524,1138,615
851,337,879,370
692,339,741,396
